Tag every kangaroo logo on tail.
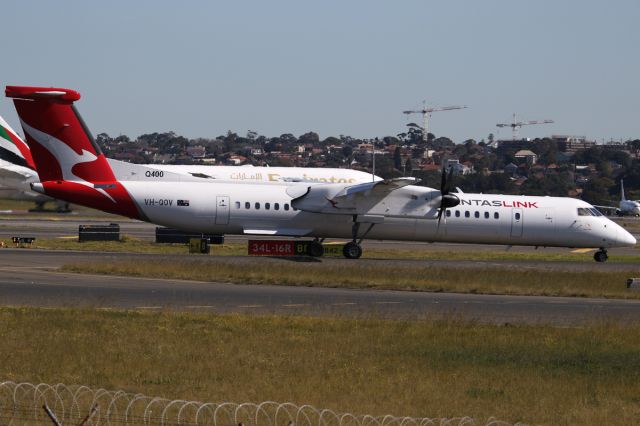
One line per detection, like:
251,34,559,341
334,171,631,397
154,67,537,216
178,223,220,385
6,85,142,219
19,119,115,202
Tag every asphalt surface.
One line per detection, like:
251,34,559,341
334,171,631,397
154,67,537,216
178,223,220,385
1,248,640,325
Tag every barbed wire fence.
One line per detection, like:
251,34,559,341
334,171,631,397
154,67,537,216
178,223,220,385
0,381,517,426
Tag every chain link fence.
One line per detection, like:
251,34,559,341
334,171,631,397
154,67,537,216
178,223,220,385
0,381,516,426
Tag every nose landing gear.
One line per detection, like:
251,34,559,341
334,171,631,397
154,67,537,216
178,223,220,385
343,241,363,259
594,248,608,263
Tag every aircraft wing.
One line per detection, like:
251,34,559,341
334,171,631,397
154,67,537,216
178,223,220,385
289,177,422,214
0,159,36,180
0,160,38,191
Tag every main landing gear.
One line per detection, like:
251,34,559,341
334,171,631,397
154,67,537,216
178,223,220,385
594,248,608,263
342,216,376,259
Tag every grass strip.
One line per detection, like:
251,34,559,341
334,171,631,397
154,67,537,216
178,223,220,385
1,307,639,424
62,259,640,299
4,236,640,263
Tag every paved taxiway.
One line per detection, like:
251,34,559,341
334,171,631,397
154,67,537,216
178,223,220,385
1,249,640,325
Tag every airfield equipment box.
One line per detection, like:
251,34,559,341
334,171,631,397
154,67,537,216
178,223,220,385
78,223,120,242
189,237,210,254
155,227,224,244
11,236,35,247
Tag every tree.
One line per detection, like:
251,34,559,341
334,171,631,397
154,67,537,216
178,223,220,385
341,145,353,159
393,147,402,171
299,131,320,145
383,136,400,146
95,133,113,153
370,156,399,179
532,138,558,165
582,177,615,205
627,139,640,158
404,157,413,175
432,137,454,150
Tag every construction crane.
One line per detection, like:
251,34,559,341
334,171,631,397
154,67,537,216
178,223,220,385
403,102,468,143
496,113,554,140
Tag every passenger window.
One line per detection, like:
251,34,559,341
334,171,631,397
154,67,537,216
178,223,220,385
455,210,460,217
245,202,250,209
494,212,499,219
274,203,280,211
265,202,270,210
484,212,489,219
474,211,480,218
515,212,521,220
465,211,470,218
446,210,451,217
284,204,290,211
255,202,260,210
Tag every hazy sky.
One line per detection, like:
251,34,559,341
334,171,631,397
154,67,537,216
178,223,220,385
2,1,639,143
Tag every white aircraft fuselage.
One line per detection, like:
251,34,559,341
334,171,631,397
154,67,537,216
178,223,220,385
33,177,633,249
619,199,640,216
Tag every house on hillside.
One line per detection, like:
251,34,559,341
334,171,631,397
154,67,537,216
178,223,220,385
514,149,538,165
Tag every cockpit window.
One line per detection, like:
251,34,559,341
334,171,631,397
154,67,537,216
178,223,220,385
578,207,601,216
589,208,603,216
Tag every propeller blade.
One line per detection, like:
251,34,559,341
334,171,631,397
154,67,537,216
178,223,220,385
445,166,455,193
440,167,447,194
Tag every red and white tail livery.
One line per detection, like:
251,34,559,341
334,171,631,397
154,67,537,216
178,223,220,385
6,86,141,218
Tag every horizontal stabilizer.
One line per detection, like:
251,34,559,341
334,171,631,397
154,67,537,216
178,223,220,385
5,86,81,103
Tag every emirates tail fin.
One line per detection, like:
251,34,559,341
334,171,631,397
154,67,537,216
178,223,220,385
0,114,35,169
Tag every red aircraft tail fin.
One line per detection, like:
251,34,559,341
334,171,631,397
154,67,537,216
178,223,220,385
5,86,141,219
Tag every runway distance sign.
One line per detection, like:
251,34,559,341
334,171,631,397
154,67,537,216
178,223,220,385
248,240,345,256
248,240,297,256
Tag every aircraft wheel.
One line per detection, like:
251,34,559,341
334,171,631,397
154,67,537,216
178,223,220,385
307,241,324,257
343,242,362,259
594,250,608,263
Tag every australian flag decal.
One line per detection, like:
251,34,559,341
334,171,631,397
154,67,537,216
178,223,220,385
177,200,190,207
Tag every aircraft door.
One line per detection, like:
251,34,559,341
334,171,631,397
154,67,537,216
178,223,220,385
215,195,230,225
510,208,523,237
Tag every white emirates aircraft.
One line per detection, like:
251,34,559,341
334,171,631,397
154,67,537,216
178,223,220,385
6,86,636,262
1,114,375,211
595,179,640,217
0,114,377,199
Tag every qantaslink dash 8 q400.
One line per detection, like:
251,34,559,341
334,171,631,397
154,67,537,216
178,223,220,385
6,85,636,262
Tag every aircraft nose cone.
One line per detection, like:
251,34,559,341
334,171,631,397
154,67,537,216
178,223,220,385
616,226,637,247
